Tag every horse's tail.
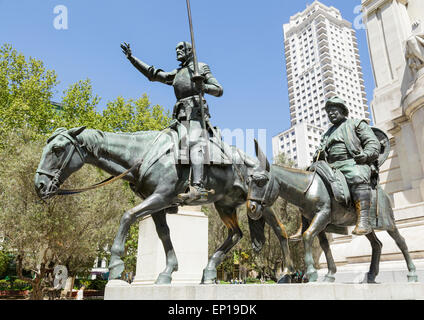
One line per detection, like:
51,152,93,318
248,215,265,252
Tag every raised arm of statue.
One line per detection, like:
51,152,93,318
120,42,176,85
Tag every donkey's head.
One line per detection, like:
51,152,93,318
246,139,278,220
34,126,86,200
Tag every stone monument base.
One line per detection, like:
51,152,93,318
132,206,208,285
318,259,424,283
104,281,424,300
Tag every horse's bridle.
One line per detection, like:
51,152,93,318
247,173,275,207
36,132,86,198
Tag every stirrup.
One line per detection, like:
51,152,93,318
352,225,372,236
177,185,214,204
352,217,372,235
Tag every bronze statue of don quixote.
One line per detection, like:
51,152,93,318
34,1,418,285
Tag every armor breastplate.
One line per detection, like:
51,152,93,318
172,66,200,100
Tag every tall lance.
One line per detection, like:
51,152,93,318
184,0,244,183
185,0,210,165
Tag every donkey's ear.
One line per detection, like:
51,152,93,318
254,139,270,172
68,126,86,138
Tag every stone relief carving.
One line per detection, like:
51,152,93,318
405,20,424,72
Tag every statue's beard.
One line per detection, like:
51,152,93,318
178,53,193,64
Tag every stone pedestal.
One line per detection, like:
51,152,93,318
131,206,208,285
104,282,424,300
318,200,424,282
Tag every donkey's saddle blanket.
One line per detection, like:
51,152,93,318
309,161,351,207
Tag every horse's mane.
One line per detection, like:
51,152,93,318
108,130,160,136
78,129,159,158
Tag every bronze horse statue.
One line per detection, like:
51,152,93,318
34,126,295,283
246,143,418,283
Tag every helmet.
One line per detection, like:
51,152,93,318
325,96,349,116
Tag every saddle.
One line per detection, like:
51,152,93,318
308,161,395,231
167,119,233,166
308,161,351,207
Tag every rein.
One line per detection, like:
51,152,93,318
57,160,142,195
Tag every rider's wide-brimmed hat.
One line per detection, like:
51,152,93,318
325,96,349,116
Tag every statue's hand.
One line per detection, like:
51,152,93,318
353,152,368,164
121,42,132,59
195,81,206,93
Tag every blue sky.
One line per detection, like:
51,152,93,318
0,0,372,159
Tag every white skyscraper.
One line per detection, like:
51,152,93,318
273,1,370,168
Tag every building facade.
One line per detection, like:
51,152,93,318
273,1,370,167
272,122,323,168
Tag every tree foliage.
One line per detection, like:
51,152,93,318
0,251,11,279
0,44,58,141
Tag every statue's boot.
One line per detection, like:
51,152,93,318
352,185,372,236
178,150,213,203
178,184,210,203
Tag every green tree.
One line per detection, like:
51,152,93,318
54,79,102,129
100,94,170,132
0,44,59,141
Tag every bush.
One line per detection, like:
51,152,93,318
11,279,31,291
0,280,10,290
74,278,107,291
77,279,92,289
245,277,260,284
89,279,107,291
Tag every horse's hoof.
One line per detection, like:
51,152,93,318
407,274,418,282
277,274,292,284
201,268,217,284
155,272,172,284
363,272,378,284
323,275,335,283
108,260,125,280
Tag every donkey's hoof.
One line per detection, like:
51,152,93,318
155,272,172,284
108,260,125,280
304,271,318,283
323,275,335,283
277,274,292,284
201,268,217,284
407,274,418,283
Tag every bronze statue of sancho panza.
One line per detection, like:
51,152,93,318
313,96,381,235
120,41,223,202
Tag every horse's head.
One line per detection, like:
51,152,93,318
34,126,86,200
246,139,278,220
